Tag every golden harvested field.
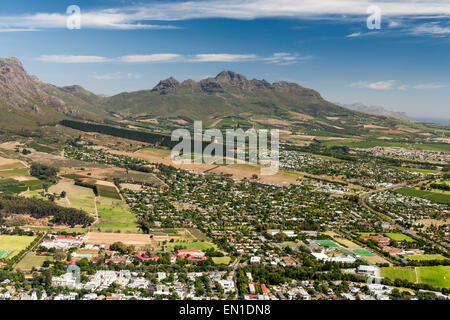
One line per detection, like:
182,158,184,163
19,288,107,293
86,229,194,249
86,232,153,247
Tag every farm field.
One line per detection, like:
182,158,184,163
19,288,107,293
14,253,52,271
94,197,139,233
0,235,36,258
395,187,450,205
95,181,121,199
0,179,27,194
86,232,152,248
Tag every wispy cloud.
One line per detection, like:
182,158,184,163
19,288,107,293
0,1,449,31
190,54,259,62
412,22,450,36
263,53,312,65
412,83,448,89
37,52,307,65
37,55,110,63
349,80,405,90
117,54,183,63
91,72,141,80
0,28,41,32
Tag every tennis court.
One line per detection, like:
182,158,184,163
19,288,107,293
353,249,375,257
0,250,12,259
316,240,340,248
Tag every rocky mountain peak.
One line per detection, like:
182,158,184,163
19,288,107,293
152,77,180,94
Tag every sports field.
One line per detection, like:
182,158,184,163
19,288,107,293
381,266,450,288
0,235,36,258
166,241,217,251
406,254,448,261
315,240,340,248
212,257,231,265
384,233,416,242
352,249,375,257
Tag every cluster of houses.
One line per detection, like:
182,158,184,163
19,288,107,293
41,234,87,250
360,235,424,256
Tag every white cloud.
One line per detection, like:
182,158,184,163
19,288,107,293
91,72,141,80
37,52,306,64
37,55,110,63
262,52,312,65
413,83,448,89
346,32,362,38
190,54,259,62
118,54,183,63
413,22,450,35
0,28,40,32
349,80,403,90
0,1,449,31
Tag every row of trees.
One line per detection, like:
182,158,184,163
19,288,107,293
0,195,94,227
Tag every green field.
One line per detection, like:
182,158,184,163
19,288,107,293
315,240,340,248
0,235,36,258
167,241,217,251
0,179,27,194
417,266,450,288
384,233,416,242
381,267,417,283
95,198,139,233
406,254,449,261
0,168,30,178
48,179,96,212
323,140,450,153
353,249,375,257
14,253,52,271
391,166,441,174
96,184,121,199
395,187,450,205
382,266,450,288
212,257,231,265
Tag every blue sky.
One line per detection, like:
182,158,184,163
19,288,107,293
0,0,449,119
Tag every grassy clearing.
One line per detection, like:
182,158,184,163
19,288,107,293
48,179,96,212
0,168,30,178
95,197,139,233
212,257,231,265
14,253,52,271
0,235,36,258
406,254,448,261
166,241,217,251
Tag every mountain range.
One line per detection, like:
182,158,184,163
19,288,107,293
0,57,424,136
